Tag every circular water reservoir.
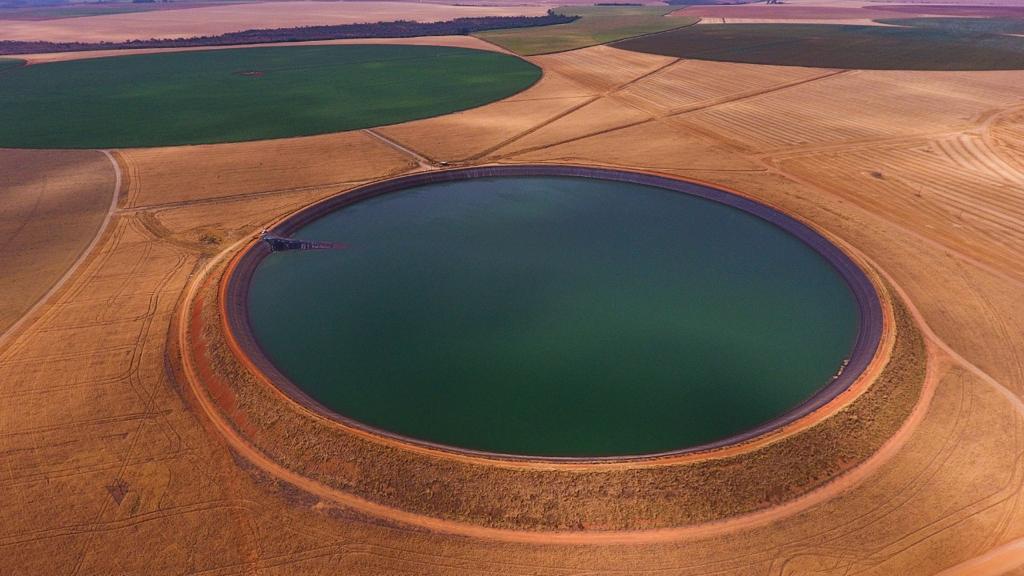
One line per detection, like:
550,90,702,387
240,169,875,457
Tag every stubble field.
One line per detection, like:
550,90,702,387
0,149,114,336
2,15,1024,576
0,1,548,43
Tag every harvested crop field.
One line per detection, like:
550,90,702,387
475,5,698,55
675,5,911,19
117,131,416,209
616,23,1024,70
612,58,830,115
671,70,1023,150
4,29,1024,576
530,44,676,91
0,44,540,148
373,45,674,162
0,1,547,43
875,4,1024,17
0,149,114,336
0,1,235,22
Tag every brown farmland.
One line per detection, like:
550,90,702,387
0,1,547,43
0,149,115,337
2,28,1024,576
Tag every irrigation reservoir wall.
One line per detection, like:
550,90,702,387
184,165,925,531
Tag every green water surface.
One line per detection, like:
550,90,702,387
248,176,859,456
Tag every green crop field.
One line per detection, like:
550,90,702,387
0,58,24,71
877,17,1024,36
615,23,1024,70
475,6,698,56
0,45,540,148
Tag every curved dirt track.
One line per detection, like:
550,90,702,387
3,37,1024,575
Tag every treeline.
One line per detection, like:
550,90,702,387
0,12,577,55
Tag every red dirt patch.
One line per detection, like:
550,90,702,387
234,70,265,77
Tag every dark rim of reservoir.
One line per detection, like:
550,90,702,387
221,165,884,463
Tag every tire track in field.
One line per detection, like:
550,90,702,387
474,58,683,161
763,153,1024,290
363,128,439,170
495,69,849,161
949,252,1024,398
765,364,967,575
66,228,195,576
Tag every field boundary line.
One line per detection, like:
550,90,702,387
0,149,121,352
363,128,438,169
490,13,701,57
669,69,849,119
466,95,602,161
480,58,682,160
497,70,847,161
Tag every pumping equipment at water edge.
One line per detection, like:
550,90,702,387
258,229,347,252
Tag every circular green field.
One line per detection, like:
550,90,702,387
0,45,541,148
0,58,25,72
